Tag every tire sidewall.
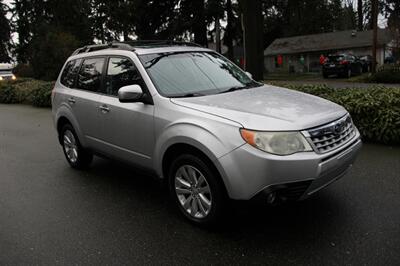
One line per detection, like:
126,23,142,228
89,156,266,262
168,154,225,226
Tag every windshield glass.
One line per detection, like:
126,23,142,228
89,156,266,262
139,52,261,97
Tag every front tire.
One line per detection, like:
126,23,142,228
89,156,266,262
168,154,227,226
60,124,93,169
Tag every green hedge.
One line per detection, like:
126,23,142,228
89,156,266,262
0,79,54,107
270,83,400,145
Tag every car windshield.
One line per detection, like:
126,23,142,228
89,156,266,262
139,51,262,97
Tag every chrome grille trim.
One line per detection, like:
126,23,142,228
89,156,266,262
306,114,356,154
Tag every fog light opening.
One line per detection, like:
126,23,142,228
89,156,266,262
266,192,277,205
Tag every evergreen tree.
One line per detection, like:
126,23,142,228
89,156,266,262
0,0,11,62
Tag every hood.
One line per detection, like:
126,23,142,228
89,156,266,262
171,85,347,131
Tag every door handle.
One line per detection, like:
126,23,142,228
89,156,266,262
99,105,110,113
68,97,76,104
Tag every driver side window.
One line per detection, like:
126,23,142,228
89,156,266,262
104,57,145,96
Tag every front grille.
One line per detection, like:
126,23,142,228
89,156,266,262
307,115,356,154
0,76,13,81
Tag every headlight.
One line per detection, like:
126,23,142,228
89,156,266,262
240,129,313,155
0,76,3,81
11,75,16,80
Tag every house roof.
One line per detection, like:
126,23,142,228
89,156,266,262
264,29,393,56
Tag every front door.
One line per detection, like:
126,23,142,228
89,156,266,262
96,56,155,168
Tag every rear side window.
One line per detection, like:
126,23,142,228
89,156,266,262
77,57,105,92
104,57,145,96
60,59,81,88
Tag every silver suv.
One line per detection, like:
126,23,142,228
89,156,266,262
52,42,362,225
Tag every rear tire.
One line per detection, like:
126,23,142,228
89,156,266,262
60,124,93,169
168,154,227,226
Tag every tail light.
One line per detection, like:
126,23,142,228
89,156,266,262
340,60,349,65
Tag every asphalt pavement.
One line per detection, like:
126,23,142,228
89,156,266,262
0,104,399,265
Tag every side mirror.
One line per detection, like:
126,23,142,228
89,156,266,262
245,71,253,79
118,85,144,103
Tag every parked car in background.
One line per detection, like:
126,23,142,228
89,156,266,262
0,63,16,81
322,54,363,78
359,55,373,73
52,42,362,226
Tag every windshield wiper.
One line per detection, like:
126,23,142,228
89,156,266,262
219,86,247,94
172,92,205,98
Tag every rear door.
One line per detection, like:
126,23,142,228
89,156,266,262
96,56,155,168
67,57,106,148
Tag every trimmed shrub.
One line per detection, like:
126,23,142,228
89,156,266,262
0,82,18,103
367,64,400,84
31,82,53,107
269,83,400,145
0,79,54,107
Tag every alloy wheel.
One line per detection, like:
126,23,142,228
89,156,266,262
174,165,212,219
63,130,78,163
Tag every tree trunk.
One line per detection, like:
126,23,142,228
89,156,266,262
215,18,221,53
358,0,363,31
371,0,378,73
240,0,264,80
225,0,234,60
193,0,208,47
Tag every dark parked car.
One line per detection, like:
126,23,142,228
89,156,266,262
322,54,363,78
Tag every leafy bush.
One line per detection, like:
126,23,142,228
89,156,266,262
0,79,53,107
365,64,400,84
0,82,18,103
31,82,53,107
271,83,400,145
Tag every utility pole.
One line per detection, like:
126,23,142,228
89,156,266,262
371,0,378,73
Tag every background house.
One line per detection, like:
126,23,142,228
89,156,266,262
264,29,394,74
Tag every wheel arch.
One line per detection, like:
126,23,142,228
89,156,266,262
55,106,86,147
161,142,229,197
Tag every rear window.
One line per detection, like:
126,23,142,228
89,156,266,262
77,57,105,92
60,59,82,88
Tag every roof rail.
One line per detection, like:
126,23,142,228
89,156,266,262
124,40,202,48
71,40,202,56
71,42,135,56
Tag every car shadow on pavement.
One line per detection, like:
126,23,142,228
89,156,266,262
70,156,350,239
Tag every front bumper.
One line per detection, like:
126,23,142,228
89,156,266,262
216,130,362,200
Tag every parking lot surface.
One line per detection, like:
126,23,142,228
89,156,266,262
0,104,399,265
